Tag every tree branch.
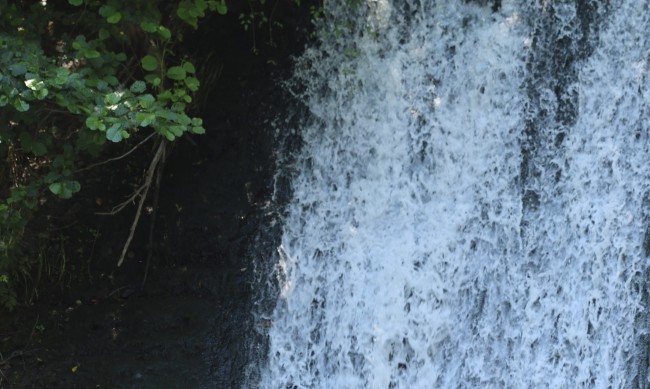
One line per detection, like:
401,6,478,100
117,137,166,267
141,143,165,288
75,132,155,173
95,183,146,216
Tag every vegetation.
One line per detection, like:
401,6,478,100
0,0,229,310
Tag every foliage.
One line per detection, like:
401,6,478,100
0,0,224,310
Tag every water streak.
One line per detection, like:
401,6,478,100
256,0,650,387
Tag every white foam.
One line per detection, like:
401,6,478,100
258,0,650,387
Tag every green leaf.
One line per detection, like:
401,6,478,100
72,35,88,51
25,79,43,91
176,3,199,29
167,66,186,81
195,0,207,11
53,67,70,86
162,130,176,141
34,88,48,100
169,125,185,137
177,113,191,126
184,76,200,91
216,0,228,15
49,181,80,199
136,112,156,127
83,49,101,59
98,5,115,17
187,6,201,18
68,181,81,198
113,104,128,116
104,76,119,86
9,63,26,76
173,89,186,99
104,92,121,105
171,102,187,112
182,62,196,73
68,0,83,5
0,96,7,107
106,124,123,142
191,117,203,126
130,81,146,93
49,182,62,195
93,132,107,145
19,90,34,101
158,26,172,40
158,90,173,102
177,7,191,24
13,100,29,112
44,172,61,183
191,126,206,134
90,80,104,91
138,94,155,108
141,55,158,71
106,12,122,24
98,28,110,40
85,116,105,131
144,74,161,87
140,21,158,33
156,110,177,121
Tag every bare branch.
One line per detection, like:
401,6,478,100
95,184,146,216
117,138,167,267
142,143,165,288
75,132,155,173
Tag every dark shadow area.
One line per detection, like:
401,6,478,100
0,2,314,387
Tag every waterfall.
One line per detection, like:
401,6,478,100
253,0,650,387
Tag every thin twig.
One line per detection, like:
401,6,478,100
108,285,127,297
75,132,155,173
141,143,165,288
0,366,12,389
117,138,166,267
269,0,280,46
87,226,100,280
27,315,40,348
0,350,25,365
95,184,146,216
0,349,40,366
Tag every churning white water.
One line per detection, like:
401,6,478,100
256,0,650,387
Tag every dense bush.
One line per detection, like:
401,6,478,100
0,0,228,309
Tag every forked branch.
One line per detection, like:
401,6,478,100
116,137,167,267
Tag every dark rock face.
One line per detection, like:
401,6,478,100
0,4,313,387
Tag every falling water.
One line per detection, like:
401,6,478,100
254,0,650,387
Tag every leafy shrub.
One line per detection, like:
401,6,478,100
0,0,226,309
